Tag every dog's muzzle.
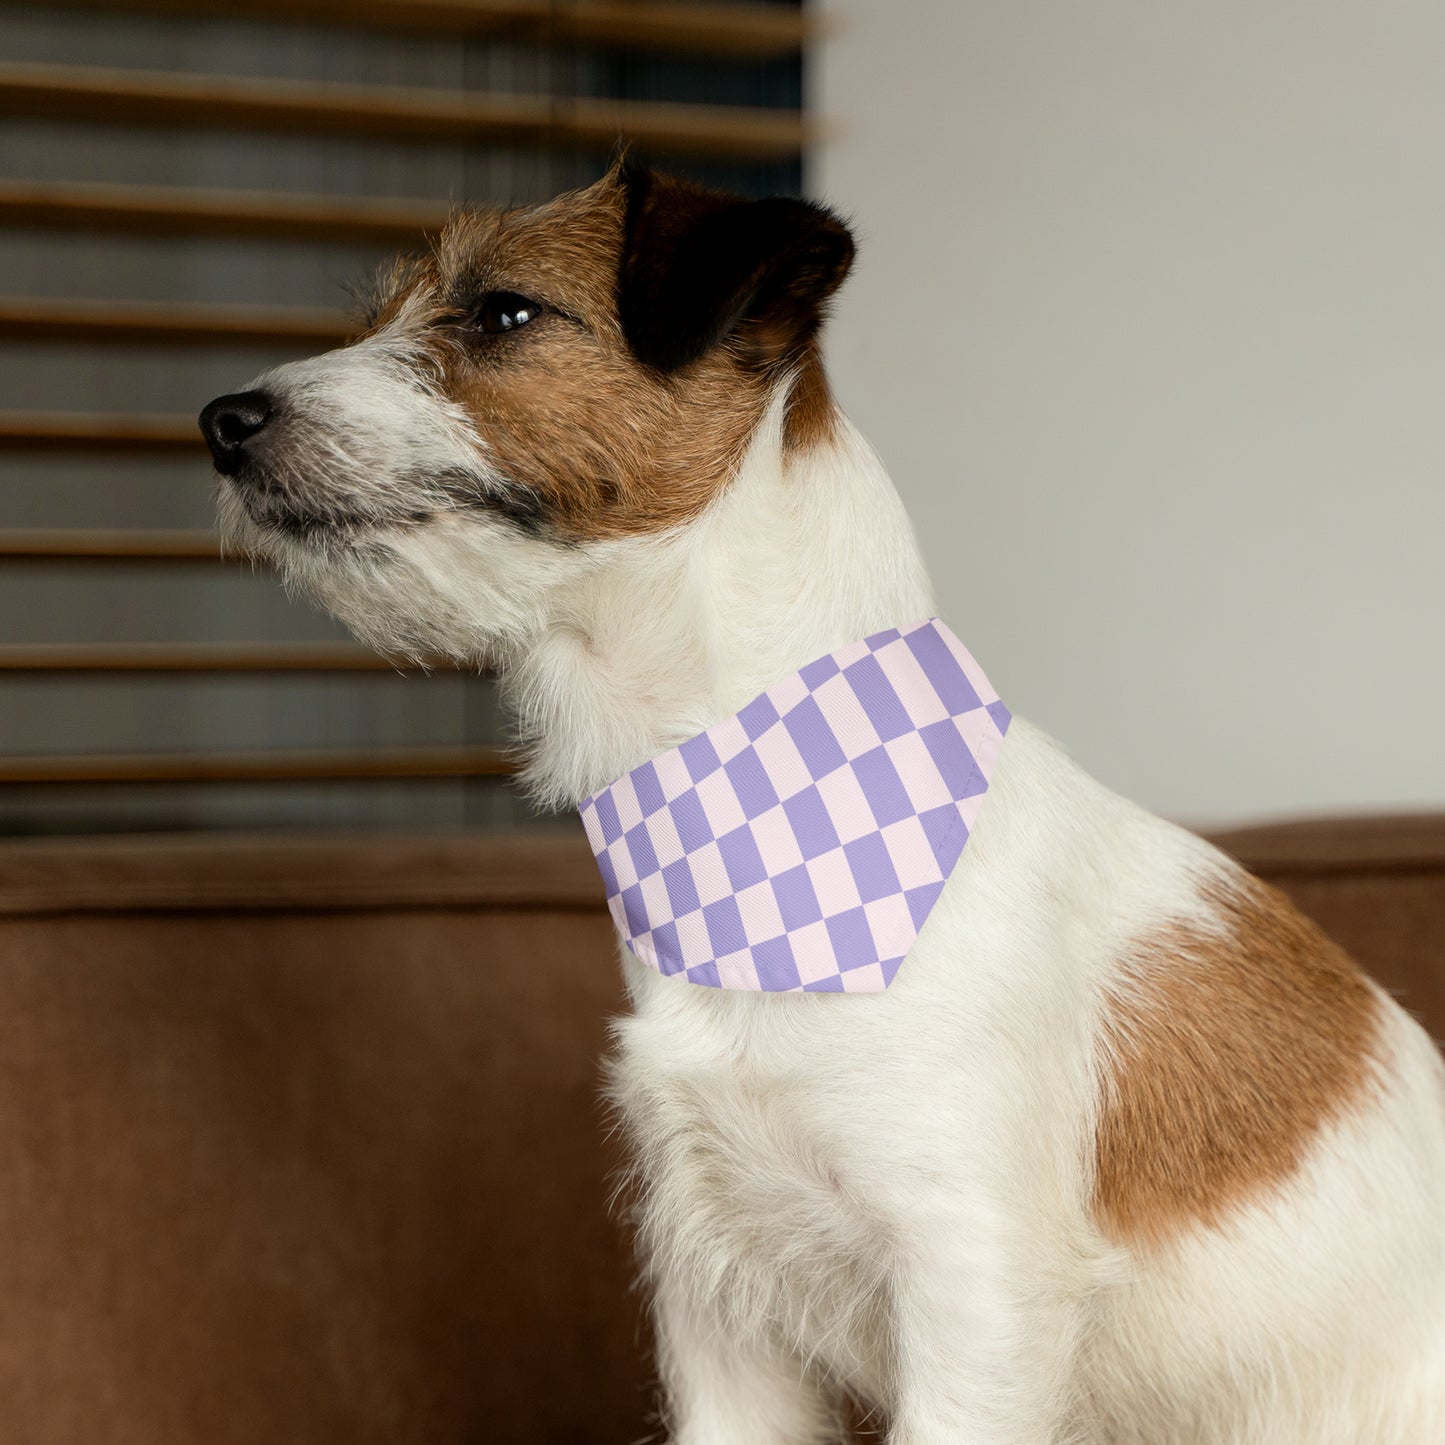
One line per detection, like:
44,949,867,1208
199,390,274,476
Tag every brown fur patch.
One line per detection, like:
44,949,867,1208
1093,873,1382,1247
436,184,769,540
365,172,842,542
368,180,744,541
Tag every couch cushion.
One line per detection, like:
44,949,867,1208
0,830,649,1445
0,817,1439,1443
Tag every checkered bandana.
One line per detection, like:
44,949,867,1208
579,619,1010,993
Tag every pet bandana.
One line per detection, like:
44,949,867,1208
579,619,1010,993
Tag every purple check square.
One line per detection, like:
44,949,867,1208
738,693,781,740
595,848,619,898
679,732,723,783
632,760,666,817
904,880,945,929
782,695,848,779
919,720,981,797
864,626,901,650
662,857,701,918
717,825,768,891
906,626,982,715
702,895,748,957
752,935,802,991
825,906,878,972
842,653,913,742
918,805,967,874
842,833,902,903
803,974,845,993
651,920,685,975
620,883,648,937
799,653,841,689
594,790,623,845
852,745,915,828
686,961,722,987
723,748,779,819
781,785,841,860
772,863,823,929
988,700,1012,734
624,821,660,881
669,790,713,850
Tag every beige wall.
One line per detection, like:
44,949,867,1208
814,2,1445,826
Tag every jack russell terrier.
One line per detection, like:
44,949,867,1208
200,162,1445,1444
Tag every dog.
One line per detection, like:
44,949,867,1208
200,162,1445,1444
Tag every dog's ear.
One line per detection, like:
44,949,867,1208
617,162,855,374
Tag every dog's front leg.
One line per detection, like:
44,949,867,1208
883,1215,1093,1445
653,1273,844,1445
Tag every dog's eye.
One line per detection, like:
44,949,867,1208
472,291,542,334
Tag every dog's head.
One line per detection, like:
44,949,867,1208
200,163,854,663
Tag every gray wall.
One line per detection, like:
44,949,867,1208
814,0,1445,827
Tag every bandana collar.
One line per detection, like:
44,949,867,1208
579,619,1010,993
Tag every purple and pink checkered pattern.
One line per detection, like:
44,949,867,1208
579,619,1010,993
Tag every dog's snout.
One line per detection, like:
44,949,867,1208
199,390,273,475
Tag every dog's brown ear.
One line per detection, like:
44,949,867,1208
617,162,855,374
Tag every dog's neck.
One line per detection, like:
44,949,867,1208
501,394,936,809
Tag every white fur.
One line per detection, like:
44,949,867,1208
221,349,1445,1444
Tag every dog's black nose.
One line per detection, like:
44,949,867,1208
199,390,273,475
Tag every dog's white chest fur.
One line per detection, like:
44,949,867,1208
614,991,896,1398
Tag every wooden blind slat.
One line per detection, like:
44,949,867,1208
0,832,606,916
0,180,448,244
0,643,426,672
0,410,203,447
0,297,353,348
0,412,202,452
0,745,513,783
0,62,812,161
545,0,810,58
0,0,810,58
0,529,227,561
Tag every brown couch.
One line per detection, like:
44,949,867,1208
0,817,1440,1443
